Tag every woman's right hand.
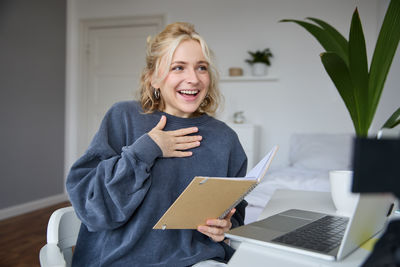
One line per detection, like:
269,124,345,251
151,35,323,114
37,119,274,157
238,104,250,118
148,115,202,158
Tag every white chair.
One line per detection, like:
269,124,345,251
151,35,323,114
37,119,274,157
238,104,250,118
39,206,81,267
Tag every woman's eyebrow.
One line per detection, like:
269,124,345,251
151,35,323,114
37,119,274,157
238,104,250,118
171,61,187,65
171,60,209,65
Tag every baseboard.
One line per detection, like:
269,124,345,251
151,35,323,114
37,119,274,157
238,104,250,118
0,193,69,221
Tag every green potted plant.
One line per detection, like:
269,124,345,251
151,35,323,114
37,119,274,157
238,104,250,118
280,1,400,137
245,48,273,76
280,0,400,223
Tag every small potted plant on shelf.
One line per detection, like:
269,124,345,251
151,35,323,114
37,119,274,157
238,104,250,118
245,48,273,76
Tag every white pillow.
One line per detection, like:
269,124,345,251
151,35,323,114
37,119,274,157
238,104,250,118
289,133,353,171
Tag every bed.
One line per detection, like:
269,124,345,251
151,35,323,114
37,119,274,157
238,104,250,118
244,133,353,224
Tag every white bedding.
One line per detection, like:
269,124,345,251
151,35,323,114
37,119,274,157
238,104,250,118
244,167,330,224
243,133,353,224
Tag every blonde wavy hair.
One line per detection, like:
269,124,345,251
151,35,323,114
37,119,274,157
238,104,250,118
139,22,222,116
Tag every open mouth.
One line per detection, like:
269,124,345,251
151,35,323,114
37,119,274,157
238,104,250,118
178,89,200,96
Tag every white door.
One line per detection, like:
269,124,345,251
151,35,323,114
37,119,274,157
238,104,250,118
79,17,163,154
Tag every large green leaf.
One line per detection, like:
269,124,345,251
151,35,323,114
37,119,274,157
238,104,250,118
348,8,370,133
280,19,348,64
282,0,400,136
382,107,400,129
320,52,365,136
306,17,349,65
368,0,400,127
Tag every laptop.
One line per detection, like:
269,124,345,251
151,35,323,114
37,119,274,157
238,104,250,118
226,194,394,261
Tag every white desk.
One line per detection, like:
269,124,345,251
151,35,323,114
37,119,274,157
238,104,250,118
227,189,373,267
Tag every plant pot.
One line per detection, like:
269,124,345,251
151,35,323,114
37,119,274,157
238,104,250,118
352,137,400,198
251,63,268,76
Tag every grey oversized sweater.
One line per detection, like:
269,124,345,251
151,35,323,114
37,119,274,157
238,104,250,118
66,101,247,267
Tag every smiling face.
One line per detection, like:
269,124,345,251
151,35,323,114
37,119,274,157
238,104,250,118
152,40,210,118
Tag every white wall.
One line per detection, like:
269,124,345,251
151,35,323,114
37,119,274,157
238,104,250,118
67,0,399,169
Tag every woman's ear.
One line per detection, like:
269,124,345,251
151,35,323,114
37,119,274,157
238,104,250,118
151,75,161,89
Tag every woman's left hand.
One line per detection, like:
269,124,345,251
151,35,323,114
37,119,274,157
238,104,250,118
197,209,236,242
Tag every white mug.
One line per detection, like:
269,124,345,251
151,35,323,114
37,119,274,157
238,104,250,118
329,170,360,216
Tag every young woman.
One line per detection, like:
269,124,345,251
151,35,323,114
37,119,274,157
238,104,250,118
66,22,247,267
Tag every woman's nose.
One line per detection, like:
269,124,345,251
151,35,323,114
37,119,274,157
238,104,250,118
186,68,199,84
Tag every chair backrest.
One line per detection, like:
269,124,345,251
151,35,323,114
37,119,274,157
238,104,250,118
46,206,81,249
40,206,81,267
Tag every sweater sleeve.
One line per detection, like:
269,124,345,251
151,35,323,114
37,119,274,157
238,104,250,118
66,106,162,232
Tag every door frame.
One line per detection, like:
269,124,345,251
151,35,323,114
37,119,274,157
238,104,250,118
65,14,165,187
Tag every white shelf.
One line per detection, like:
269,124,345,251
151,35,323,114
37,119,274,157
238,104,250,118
220,76,278,82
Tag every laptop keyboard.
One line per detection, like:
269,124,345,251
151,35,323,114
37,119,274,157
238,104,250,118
272,215,349,253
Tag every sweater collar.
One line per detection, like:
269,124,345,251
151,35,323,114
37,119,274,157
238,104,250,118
154,110,211,127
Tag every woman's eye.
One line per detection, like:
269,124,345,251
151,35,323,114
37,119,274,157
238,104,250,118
198,65,208,71
172,66,183,71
